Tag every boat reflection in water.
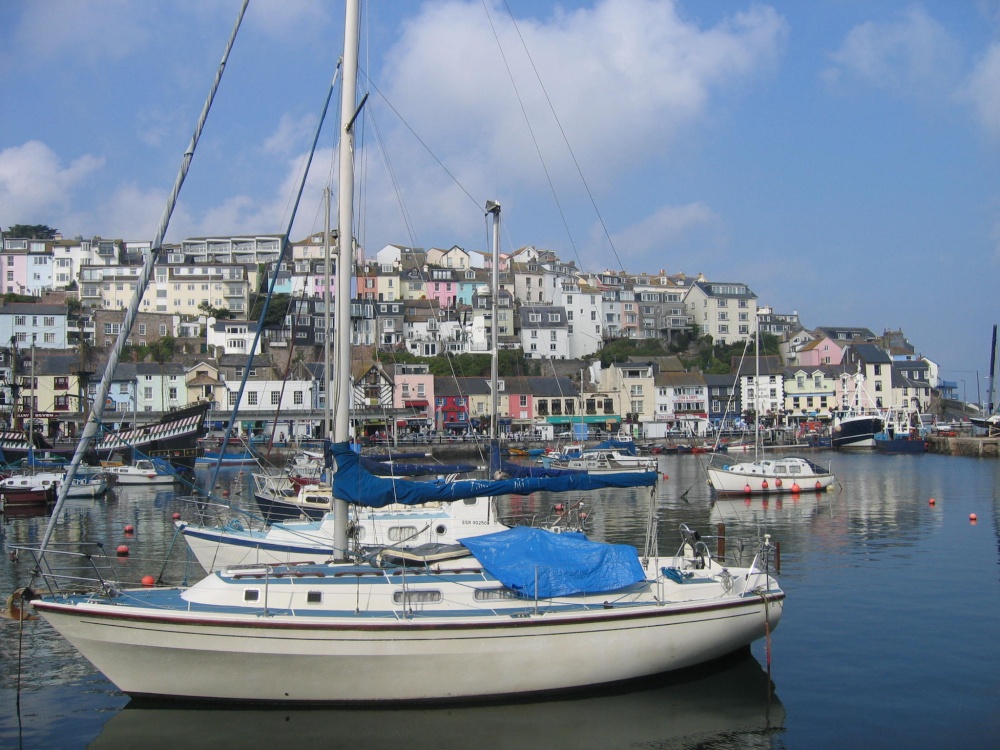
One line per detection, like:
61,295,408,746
89,651,784,750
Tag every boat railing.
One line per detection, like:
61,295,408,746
8,542,126,599
174,494,267,530
673,523,779,570
707,452,739,471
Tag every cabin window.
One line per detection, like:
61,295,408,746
306,591,322,604
474,588,519,601
244,589,260,603
388,526,418,542
393,590,442,605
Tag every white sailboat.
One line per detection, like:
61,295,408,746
706,317,835,495
27,0,783,703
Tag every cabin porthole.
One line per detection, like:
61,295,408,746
435,524,447,535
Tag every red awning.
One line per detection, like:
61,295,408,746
404,400,429,407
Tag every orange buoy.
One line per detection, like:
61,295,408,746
141,575,155,587
761,480,769,491
815,481,822,490
123,524,134,534
791,483,801,493
775,478,782,488
222,489,229,497
172,512,181,520
555,503,564,513
662,473,669,480
929,498,936,506
116,545,129,556
970,513,978,523
744,484,752,494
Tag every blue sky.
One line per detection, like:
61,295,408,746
2,0,999,399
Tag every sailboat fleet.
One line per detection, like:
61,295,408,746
19,0,783,704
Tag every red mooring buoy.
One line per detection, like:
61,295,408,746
116,545,129,556
141,575,155,587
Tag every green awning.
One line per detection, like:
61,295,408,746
545,415,621,425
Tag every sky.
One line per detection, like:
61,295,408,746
2,0,1000,400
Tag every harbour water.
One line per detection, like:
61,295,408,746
2,452,999,749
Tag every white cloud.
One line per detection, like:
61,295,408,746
360,0,786,250
262,114,320,158
0,141,103,227
7,1,150,70
248,0,331,41
961,43,1000,137
822,5,961,98
600,202,719,270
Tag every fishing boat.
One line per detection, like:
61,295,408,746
706,320,835,495
831,370,884,450
25,1,782,704
874,408,929,455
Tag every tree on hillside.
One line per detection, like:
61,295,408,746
247,294,290,328
597,338,670,366
5,224,58,239
198,301,236,320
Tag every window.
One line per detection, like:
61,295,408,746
294,391,303,405
248,391,259,405
392,590,442,605
271,391,280,406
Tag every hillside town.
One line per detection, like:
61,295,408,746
0,229,950,443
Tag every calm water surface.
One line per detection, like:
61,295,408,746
1,453,999,749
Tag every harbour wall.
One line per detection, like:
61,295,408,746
927,436,1000,458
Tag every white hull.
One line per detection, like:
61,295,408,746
105,460,177,485
706,456,835,495
178,497,510,572
35,555,782,702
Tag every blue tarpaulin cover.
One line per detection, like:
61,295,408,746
330,442,657,508
460,526,647,598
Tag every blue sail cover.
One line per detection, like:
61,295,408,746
359,454,475,477
329,442,656,508
460,527,646,597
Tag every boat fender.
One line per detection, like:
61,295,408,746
2,587,37,621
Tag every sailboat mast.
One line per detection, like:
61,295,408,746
486,200,501,440
753,312,760,461
323,187,332,439
332,0,360,561
988,324,997,414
